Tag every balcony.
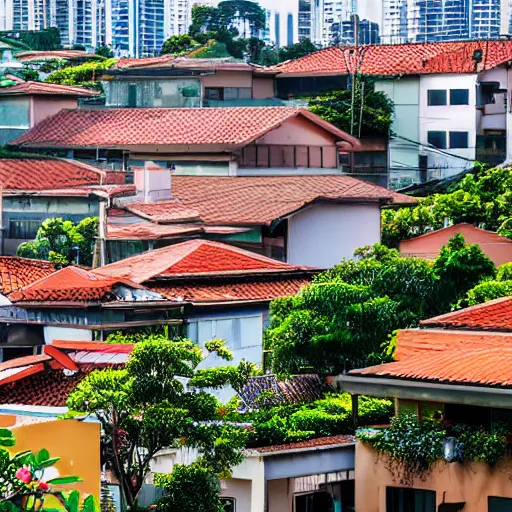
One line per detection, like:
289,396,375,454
476,134,506,166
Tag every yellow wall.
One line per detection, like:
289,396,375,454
11,419,101,504
355,441,512,511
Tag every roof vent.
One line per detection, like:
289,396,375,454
472,49,483,64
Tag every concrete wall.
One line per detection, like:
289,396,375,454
287,203,381,268
268,479,293,512
201,71,253,89
375,77,420,189
31,97,78,127
221,479,252,512
0,97,31,146
355,441,512,512
419,73,477,178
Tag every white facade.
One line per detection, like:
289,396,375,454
164,0,192,39
418,73,477,178
286,203,382,268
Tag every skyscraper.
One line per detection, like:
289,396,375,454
382,0,408,43
443,0,470,40
298,0,312,40
407,0,443,42
470,0,500,38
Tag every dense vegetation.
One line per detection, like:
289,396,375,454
45,58,116,91
265,237,496,375
382,164,512,248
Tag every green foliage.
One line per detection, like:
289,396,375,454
16,217,98,267
45,59,116,91
95,46,114,58
3,27,61,50
308,80,394,138
358,415,507,484
382,164,512,248
12,68,40,82
497,262,512,281
161,34,200,55
154,461,222,512
67,339,249,509
460,280,512,306
266,238,495,375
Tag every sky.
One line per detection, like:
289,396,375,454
357,0,382,24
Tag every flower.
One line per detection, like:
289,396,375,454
37,481,50,491
15,467,32,484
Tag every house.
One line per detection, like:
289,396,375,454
0,157,134,255
147,436,356,512
102,56,278,108
111,174,415,267
0,265,183,349
95,239,316,367
8,106,360,175
333,297,512,512
269,40,512,187
400,223,512,267
0,80,99,145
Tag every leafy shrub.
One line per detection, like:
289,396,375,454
289,409,350,437
460,280,512,306
497,262,512,281
46,59,116,90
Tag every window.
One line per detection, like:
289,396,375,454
224,87,252,100
204,87,223,101
449,131,469,149
427,89,447,106
220,498,236,512
427,131,447,149
386,488,435,512
450,89,469,105
9,220,41,240
489,497,512,512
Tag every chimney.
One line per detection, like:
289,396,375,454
134,161,172,203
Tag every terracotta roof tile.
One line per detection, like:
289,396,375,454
128,175,413,227
0,158,107,190
95,239,309,283
150,277,311,302
0,257,55,295
113,55,257,71
10,107,358,149
15,50,98,62
271,40,512,76
252,435,355,453
106,222,202,240
0,81,99,97
420,296,512,331
351,328,512,387
9,266,144,303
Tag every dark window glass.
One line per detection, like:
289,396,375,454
220,498,236,512
204,87,223,101
489,496,512,512
428,131,447,149
386,487,436,512
450,89,469,105
9,220,41,240
449,131,469,149
428,89,447,106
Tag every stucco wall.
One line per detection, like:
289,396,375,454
201,71,253,89
252,78,275,99
286,203,381,268
267,478,293,512
256,116,336,146
355,441,512,512
12,419,101,504
221,479,252,512
31,97,78,127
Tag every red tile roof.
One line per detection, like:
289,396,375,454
0,158,110,190
351,328,512,387
124,175,414,227
106,222,202,240
10,107,359,149
271,40,512,76
95,239,309,283
9,266,144,303
0,257,55,295
252,435,355,454
15,50,99,62
420,296,512,331
150,277,311,303
0,81,99,97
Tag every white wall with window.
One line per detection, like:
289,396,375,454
187,310,265,369
419,73,477,178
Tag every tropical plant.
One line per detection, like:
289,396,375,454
17,217,98,267
67,339,253,509
161,34,200,55
357,415,507,485
45,59,116,91
265,238,495,375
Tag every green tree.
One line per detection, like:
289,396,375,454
16,217,98,267
265,238,495,375
45,58,116,91
278,39,318,62
67,339,252,509
161,34,199,55
308,79,394,137
96,46,114,58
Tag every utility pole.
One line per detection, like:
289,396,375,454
349,13,359,136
